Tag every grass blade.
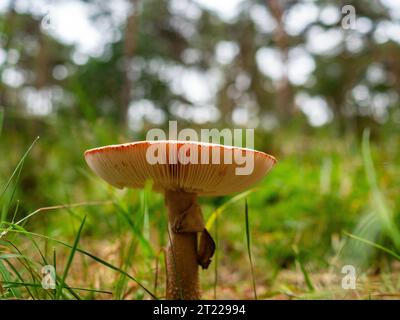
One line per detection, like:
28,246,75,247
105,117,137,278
153,249,163,298
0,200,113,239
1,154,24,223
142,188,150,243
213,209,219,299
0,259,21,298
115,237,138,299
2,259,36,299
5,240,43,298
3,281,112,295
55,215,86,300
362,129,400,249
0,226,157,299
244,199,257,300
0,136,39,201
115,203,154,257
206,189,254,230
343,231,400,261
293,246,315,292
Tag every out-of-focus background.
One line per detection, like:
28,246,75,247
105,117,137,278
0,0,399,299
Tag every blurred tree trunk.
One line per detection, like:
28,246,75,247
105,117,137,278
35,31,49,88
0,1,16,112
120,0,140,127
268,0,294,124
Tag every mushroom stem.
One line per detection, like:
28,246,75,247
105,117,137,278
165,190,201,300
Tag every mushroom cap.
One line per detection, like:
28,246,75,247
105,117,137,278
84,140,276,196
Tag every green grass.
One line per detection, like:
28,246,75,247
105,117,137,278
55,215,86,299
0,117,399,299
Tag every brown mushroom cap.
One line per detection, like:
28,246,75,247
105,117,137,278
84,140,276,196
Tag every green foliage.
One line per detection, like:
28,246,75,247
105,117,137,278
0,116,399,299
55,215,86,300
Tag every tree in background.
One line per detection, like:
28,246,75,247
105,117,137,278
0,0,399,135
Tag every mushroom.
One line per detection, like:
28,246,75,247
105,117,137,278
84,140,276,299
